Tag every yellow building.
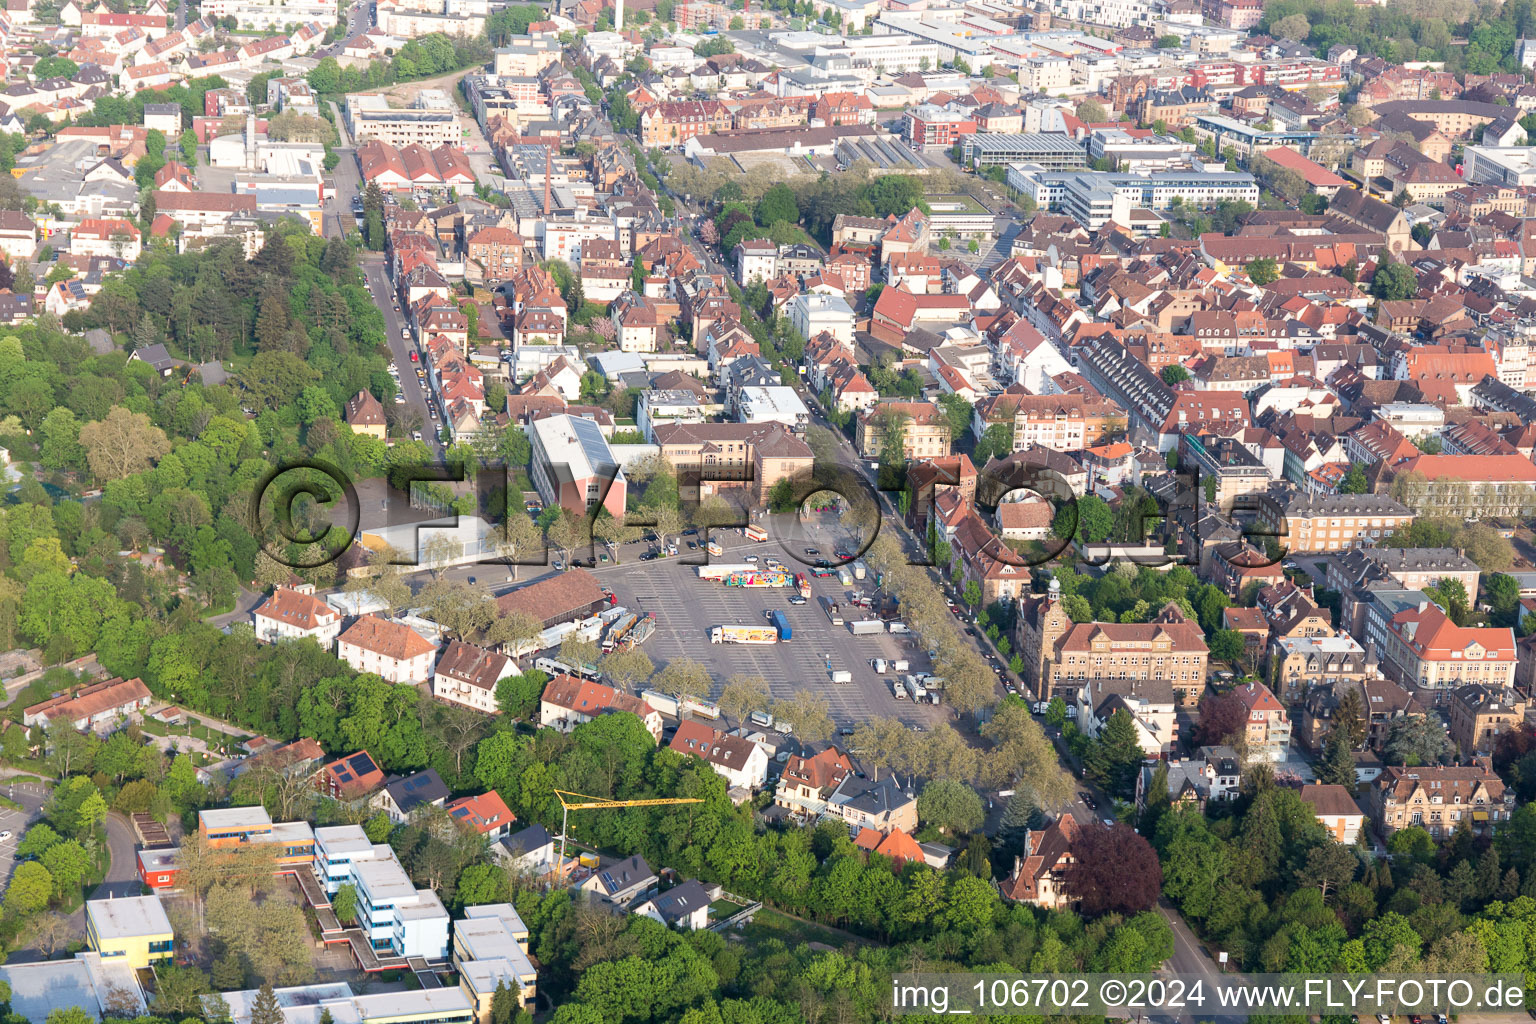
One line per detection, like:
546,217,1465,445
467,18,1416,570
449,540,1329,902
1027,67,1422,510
453,904,538,1018
85,895,174,969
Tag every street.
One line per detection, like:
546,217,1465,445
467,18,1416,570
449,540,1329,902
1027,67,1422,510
361,258,444,454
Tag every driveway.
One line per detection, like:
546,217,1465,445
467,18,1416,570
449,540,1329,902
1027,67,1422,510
91,811,139,900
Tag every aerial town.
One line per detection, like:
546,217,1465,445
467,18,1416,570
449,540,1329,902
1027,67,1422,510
0,0,1533,1019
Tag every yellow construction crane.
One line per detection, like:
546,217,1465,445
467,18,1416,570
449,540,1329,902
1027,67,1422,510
552,790,703,871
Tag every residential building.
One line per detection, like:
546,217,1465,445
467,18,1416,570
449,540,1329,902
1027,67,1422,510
432,640,517,714
1446,684,1527,755
998,812,1079,909
251,584,342,646
317,751,387,803
579,854,657,906
669,720,769,791
1076,677,1178,755
1298,784,1365,844
1260,492,1415,553
651,421,813,504
445,792,516,842
492,824,559,879
774,746,854,816
538,675,662,741
336,615,437,685
827,775,918,834
1370,761,1512,839
1271,634,1367,704
372,769,450,824
1377,599,1516,702
631,879,712,931
346,92,459,149
855,400,950,461
345,389,388,439
1230,681,1292,761
1383,454,1536,518
787,293,855,345
85,897,173,970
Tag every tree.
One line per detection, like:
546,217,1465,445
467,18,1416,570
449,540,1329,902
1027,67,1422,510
1084,708,1144,797
4,860,52,916
1333,685,1366,750
599,649,654,691
77,406,172,482
1339,464,1368,494
1161,364,1190,385
718,673,769,722
1246,256,1279,285
1274,12,1310,39
653,657,711,698
1372,257,1417,301
1208,629,1246,663
1385,715,1452,766
332,883,359,924
1196,689,1246,745
1062,823,1163,915
1318,730,1358,787
755,183,798,227
250,984,283,1024
917,778,985,833
1076,99,1107,123
772,689,833,744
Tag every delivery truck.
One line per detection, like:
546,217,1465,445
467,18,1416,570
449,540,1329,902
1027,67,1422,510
852,560,868,580
706,539,723,556
725,570,791,587
749,710,775,729
745,524,768,542
710,624,778,644
892,679,907,699
848,619,884,636
837,567,854,587
768,609,792,641
830,669,852,684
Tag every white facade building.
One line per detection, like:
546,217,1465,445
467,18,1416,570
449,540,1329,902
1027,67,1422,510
787,293,856,345
312,825,451,960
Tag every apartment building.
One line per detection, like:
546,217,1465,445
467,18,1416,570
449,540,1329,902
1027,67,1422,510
1370,761,1512,839
669,721,770,791
1298,784,1365,844
1385,454,1536,518
432,640,517,714
1376,599,1516,702
1260,492,1415,553
855,400,951,461
972,391,1087,452
199,0,338,28
1270,634,1367,704
336,615,437,684
1230,681,1292,761
347,92,459,148
311,824,450,959
1077,677,1178,755
1178,433,1273,508
1446,683,1527,755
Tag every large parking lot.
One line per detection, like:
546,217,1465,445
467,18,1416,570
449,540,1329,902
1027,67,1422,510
599,534,949,729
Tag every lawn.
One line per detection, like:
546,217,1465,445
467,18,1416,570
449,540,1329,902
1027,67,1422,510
736,908,871,950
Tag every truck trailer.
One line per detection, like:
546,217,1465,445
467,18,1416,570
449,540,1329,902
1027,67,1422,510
847,619,884,636
768,609,792,641
600,613,638,652
641,690,680,717
819,595,843,625
696,564,755,581
710,624,778,644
